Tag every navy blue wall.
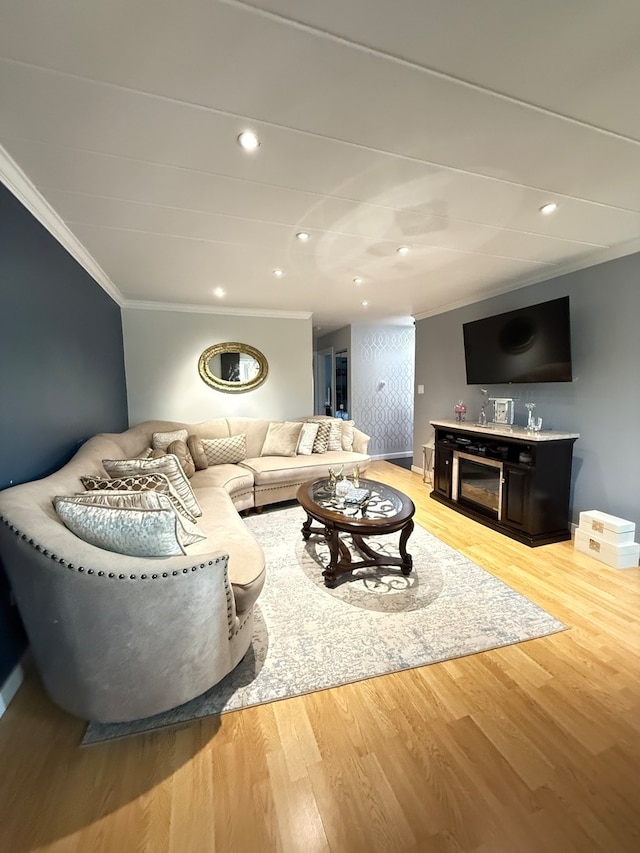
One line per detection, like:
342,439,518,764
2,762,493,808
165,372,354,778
0,183,129,684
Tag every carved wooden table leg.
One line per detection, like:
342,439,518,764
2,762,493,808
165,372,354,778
322,526,342,587
399,519,414,575
301,512,313,540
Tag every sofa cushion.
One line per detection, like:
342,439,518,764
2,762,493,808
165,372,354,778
202,435,247,466
192,464,254,495
187,434,208,470
240,450,369,485
185,486,266,612
81,472,197,522
54,492,206,557
297,422,319,455
260,422,303,457
103,455,202,518
166,439,196,478
152,428,189,450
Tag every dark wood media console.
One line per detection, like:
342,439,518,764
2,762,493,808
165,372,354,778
430,420,579,547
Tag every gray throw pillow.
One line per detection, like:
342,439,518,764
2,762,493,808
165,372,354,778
54,492,205,557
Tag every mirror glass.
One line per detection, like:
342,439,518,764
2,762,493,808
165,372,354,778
198,342,268,392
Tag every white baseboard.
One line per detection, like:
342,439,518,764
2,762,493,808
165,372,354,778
371,452,413,460
0,651,30,719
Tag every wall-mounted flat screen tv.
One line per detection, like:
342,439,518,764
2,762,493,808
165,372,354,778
463,296,573,384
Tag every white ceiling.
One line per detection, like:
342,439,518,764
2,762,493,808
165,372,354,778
2,0,640,334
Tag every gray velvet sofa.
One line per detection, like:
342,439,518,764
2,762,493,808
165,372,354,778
0,416,370,723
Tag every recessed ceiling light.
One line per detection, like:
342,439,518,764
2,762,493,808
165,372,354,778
361,300,369,307
353,277,363,285
273,268,284,277
397,245,411,255
539,202,558,215
296,231,311,242
237,131,260,151
213,287,225,298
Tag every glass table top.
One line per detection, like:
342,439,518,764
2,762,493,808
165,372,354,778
307,478,407,521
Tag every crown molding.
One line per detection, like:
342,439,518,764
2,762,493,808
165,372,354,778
412,238,640,321
0,143,124,306
124,299,312,320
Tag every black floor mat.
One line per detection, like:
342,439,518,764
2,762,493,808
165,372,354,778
385,456,413,470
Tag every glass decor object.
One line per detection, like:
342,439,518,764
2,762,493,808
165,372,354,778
525,402,536,431
335,476,352,498
454,400,467,422
478,388,489,425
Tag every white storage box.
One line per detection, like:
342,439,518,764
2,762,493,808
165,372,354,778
578,510,636,545
574,528,640,569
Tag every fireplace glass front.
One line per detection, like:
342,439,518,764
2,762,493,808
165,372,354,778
452,451,503,519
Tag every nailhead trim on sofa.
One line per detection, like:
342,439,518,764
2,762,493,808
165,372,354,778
1,515,224,580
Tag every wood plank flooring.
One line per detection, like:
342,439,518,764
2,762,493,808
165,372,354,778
0,461,638,852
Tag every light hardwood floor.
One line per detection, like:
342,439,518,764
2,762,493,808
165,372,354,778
1,461,638,852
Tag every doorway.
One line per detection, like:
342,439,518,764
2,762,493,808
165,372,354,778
314,347,334,415
335,350,349,418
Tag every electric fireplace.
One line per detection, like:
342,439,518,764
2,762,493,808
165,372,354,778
452,451,504,520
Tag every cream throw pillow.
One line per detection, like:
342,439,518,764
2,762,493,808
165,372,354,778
201,435,247,466
341,420,356,451
260,422,303,457
152,429,188,450
54,492,205,557
297,422,319,455
102,455,202,517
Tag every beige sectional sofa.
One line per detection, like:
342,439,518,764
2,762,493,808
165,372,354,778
0,416,370,723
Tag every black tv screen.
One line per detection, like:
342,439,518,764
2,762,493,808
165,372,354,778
463,296,573,384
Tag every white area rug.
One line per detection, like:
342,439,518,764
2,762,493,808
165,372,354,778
83,504,566,744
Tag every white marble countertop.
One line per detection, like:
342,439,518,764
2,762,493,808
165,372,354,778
430,419,579,442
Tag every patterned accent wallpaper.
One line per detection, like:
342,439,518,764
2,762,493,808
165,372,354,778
350,325,415,458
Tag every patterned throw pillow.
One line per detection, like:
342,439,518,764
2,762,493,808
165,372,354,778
297,422,319,455
201,435,247,466
311,420,331,453
102,455,202,517
152,429,188,450
54,492,205,557
326,419,343,451
260,422,303,457
166,439,196,478
307,417,343,451
81,472,197,522
187,434,208,470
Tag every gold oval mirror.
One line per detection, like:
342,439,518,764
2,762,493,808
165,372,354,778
198,342,268,393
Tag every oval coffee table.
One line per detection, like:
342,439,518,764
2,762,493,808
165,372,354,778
296,478,415,587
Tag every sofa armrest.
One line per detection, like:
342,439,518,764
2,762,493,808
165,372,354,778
352,427,370,454
0,520,238,722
